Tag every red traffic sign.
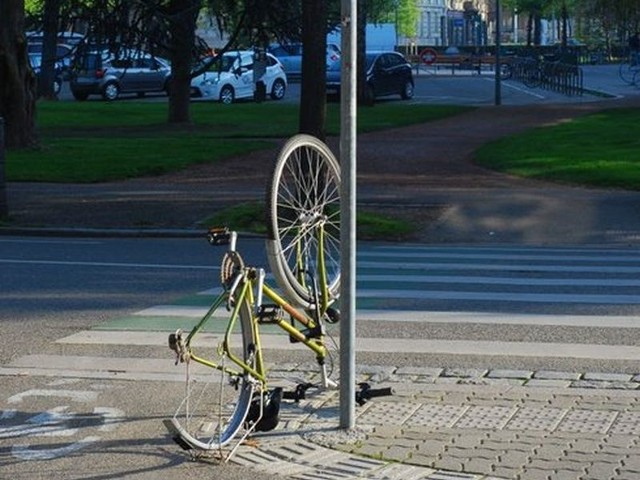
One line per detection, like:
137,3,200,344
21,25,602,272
420,48,438,65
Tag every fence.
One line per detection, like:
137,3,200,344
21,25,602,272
510,56,583,96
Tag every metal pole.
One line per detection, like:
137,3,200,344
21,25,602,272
339,0,357,430
0,118,8,219
494,0,502,106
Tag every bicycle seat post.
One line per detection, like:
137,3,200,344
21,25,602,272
256,268,265,314
229,231,238,252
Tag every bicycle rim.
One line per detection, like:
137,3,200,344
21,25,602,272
169,294,257,451
266,134,341,310
619,63,635,85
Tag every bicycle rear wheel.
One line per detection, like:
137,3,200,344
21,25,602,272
167,290,257,452
266,134,341,309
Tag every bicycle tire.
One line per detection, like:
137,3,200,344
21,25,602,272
619,62,637,85
523,67,541,88
167,290,257,451
266,134,341,310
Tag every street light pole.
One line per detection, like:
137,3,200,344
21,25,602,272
339,0,357,430
495,0,502,106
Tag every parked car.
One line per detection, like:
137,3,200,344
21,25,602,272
70,50,171,101
27,43,75,77
26,31,85,48
29,53,63,95
326,51,414,101
191,50,287,104
268,43,340,79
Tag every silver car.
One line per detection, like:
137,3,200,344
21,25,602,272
70,50,171,101
268,43,341,79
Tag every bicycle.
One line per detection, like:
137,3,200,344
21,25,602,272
163,135,356,459
619,53,640,85
518,56,543,89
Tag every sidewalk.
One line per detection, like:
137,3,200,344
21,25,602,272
225,365,640,480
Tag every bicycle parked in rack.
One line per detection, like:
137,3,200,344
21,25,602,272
163,134,392,460
521,56,543,88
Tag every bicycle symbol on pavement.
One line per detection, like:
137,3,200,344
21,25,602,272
0,383,124,460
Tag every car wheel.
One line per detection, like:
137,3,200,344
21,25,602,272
364,84,375,105
400,80,414,100
270,78,286,100
71,90,89,101
499,63,512,80
102,82,120,101
219,85,234,104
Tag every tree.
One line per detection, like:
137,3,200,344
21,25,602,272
503,0,551,45
0,0,37,149
299,0,328,140
165,0,200,124
39,0,62,99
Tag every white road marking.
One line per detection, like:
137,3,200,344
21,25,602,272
7,389,98,404
0,258,218,270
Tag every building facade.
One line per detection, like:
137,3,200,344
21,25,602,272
403,0,564,48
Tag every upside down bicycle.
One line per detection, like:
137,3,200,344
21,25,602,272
163,135,391,460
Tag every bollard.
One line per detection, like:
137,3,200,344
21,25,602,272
0,117,7,219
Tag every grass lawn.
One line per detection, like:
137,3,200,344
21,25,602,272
7,101,470,183
202,202,417,241
475,108,640,191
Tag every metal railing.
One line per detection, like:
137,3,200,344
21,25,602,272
511,56,583,96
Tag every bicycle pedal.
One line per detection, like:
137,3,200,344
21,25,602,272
245,388,283,432
206,226,230,246
257,304,283,324
326,307,340,324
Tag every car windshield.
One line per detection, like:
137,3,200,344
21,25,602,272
328,53,379,72
74,52,102,71
29,54,41,69
205,53,240,73
365,53,378,70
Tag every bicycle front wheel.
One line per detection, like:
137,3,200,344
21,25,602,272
619,62,636,85
167,292,257,452
266,134,341,310
523,67,541,88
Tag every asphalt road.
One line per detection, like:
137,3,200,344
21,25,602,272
2,232,640,477
58,64,640,106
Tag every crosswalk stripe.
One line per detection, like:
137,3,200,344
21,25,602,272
5,244,640,379
359,251,640,262
358,275,640,287
358,260,640,273
357,289,640,304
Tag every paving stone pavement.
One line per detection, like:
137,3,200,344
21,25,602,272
223,365,640,480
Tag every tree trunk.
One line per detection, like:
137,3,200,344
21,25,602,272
561,3,568,48
167,0,199,124
534,14,542,46
0,117,8,219
0,0,38,149
299,0,327,140
39,0,61,99
357,0,369,106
